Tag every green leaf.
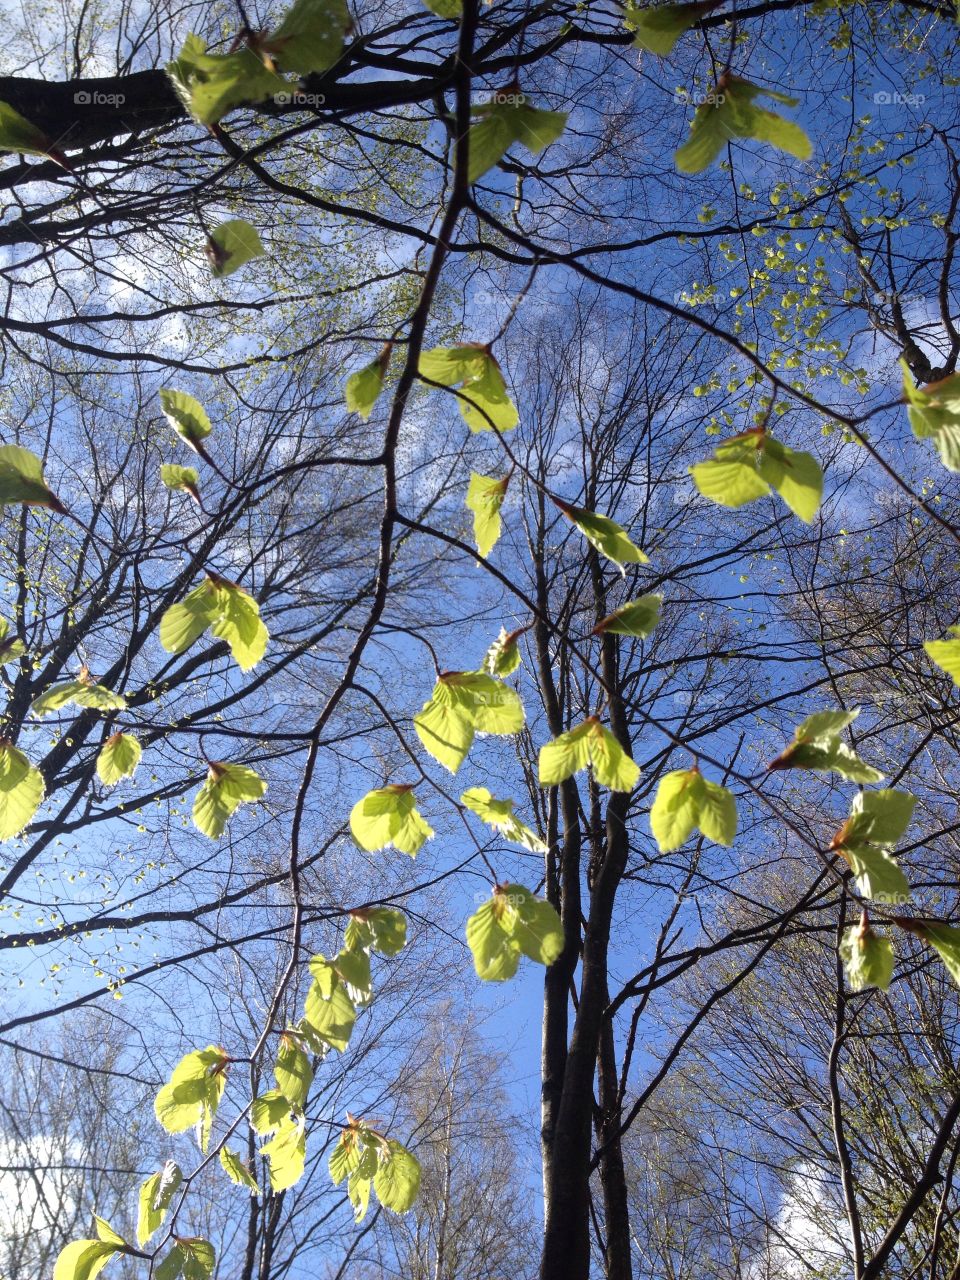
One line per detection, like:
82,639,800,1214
137,1161,183,1246
161,464,201,498
594,594,662,637
155,1245,185,1280
160,575,269,672
166,34,287,126
193,761,267,840
770,707,884,783
179,1239,216,1280
0,100,55,156
557,501,649,569
419,346,518,432
901,359,960,471
421,0,461,13
345,348,390,420
0,617,25,665
220,1146,258,1192
698,779,738,845
372,1140,421,1213
650,769,706,852
252,1094,307,1191
303,964,357,1052
159,390,212,452
903,919,960,987
466,472,509,558
32,673,126,718
350,784,434,856
0,742,44,840
483,625,523,676
333,945,373,1005
467,92,567,182
344,907,407,956
538,717,640,792
154,1046,228,1149
833,789,915,902
97,733,142,786
839,916,894,992
691,430,822,523
53,1240,120,1280
206,219,266,279
675,74,812,173
461,786,547,853
414,671,524,773
0,444,66,512
467,883,563,981
624,1,719,53
924,628,960,685
263,0,350,75
275,1034,314,1110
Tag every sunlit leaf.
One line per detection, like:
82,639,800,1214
263,0,350,75
624,1,720,54
0,100,56,157
32,671,126,718
159,390,212,453
901,360,960,471
414,671,524,773
675,74,812,173
344,907,407,956
53,1240,120,1280
166,34,287,126
345,346,391,420
154,1046,228,1150
193,761,267,839
467,883,563,981
349,784,434,856
160,575,268,672
538,717,640,792
839,914,894,992
483,625,523,676
594,594,662,637
0,444,67,512
220,1146,258,1192
556,500,649,570
274,1033,314,1110
97,733,142,786
461,786,547,852
161,464,201,500
206,219,265,278
419,345,518,432
303,961,357,1052
769,706,883,783
137,1161,182,1246
691,429,822,523
467,90,567,182
0,742,44,839
466,472,509,558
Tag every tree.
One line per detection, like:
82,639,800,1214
1,2,960,1280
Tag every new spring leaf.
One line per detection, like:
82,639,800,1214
768,708,884,783
160,575,268,672
675,74,812,173
691,429,823,523
538,717,640,791
466,472,509,557
0,444,67,512
193,761,267,839
154,1046,229,1151
831,789,915,902
467,89,567,182
420,346,518,432
650,768,737,852
350,785,434,856
0,742,44,839
414,671,524,773
556,500,649,569
625,1,720,54
461,786,547,852
137,1160,183,1245
97,733,142,786
466,883,563,981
